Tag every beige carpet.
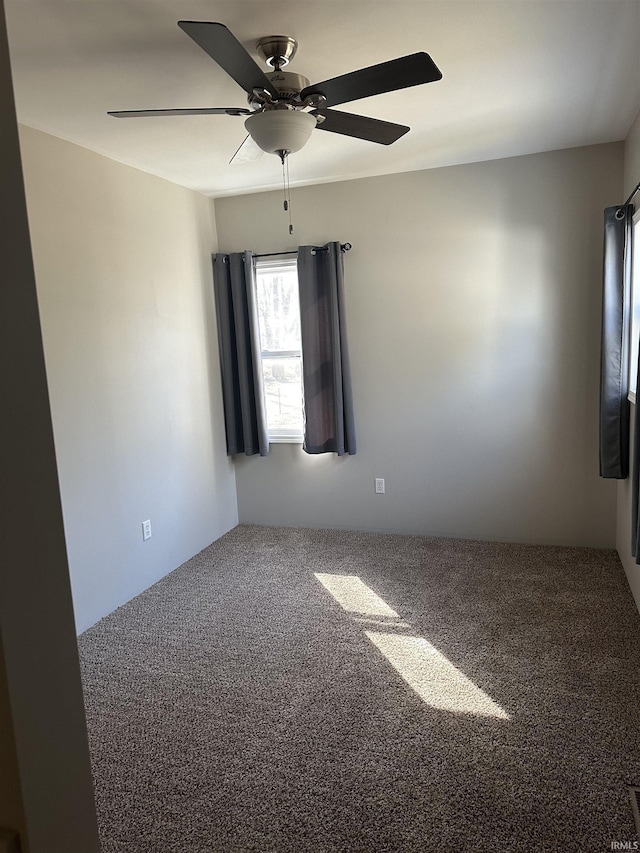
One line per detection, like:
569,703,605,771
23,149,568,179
78,525,640,851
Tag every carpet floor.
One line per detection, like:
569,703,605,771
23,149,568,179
78,524,640,852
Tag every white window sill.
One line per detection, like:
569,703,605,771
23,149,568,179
629,391,637,405
269,436,303,444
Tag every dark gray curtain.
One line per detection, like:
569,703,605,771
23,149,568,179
630,208,640,562
212,252,269,457
632,343,640,562
600,204,633,478
298,242,356,455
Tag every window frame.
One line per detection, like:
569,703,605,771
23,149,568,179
254,257,304,444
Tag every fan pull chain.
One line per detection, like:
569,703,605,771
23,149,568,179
285,154,293,235
282,155,288,212
279,151,294,235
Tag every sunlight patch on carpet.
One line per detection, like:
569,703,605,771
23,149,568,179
314,573,399,617
352,615,412,629
315,572,509,719
365,631,510,719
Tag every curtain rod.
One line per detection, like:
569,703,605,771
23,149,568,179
252,243,352,259
216,244,352,263
624,179,640,208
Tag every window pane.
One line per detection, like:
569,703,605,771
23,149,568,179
255,266,301,352
261,356,303,434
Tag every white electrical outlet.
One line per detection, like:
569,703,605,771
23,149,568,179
142,519,152,541
375,478,385,494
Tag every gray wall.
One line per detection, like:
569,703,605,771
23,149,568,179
0,0,99,846
216,144,621,548
616,108,640,609
19,127,238,632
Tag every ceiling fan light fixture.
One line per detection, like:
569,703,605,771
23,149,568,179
245,109,317,156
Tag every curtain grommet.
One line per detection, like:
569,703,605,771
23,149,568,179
615,207,626,220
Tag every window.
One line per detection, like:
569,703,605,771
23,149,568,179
630,210,640,403
255,258,304,442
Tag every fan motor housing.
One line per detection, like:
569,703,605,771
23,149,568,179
248,70,312,110
267,70,310,100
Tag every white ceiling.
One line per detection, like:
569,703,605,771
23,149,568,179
5,0,640,198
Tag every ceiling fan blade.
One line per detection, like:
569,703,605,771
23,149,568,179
108,107,252,118
312,109,409,145
229,134,264,165
178,21,279,99
302,53,442,109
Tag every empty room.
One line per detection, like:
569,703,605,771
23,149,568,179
2,1,640,851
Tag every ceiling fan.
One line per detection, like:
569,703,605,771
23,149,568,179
108,21,443,163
